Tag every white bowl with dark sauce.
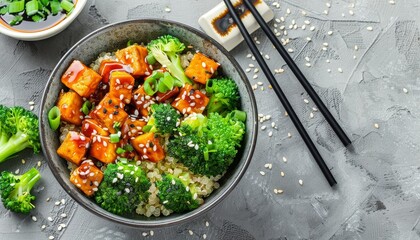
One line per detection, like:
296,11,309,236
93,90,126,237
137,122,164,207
0,0,87,41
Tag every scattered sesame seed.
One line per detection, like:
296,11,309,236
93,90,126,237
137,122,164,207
48,217,53,222
310,112,314,119
49,236,54,240
254,68,259,73
203,234,207,239
303,99,309,104
142,232,148,237
268,131,273,137
249,63,255,68
366,26,373,31
257,82,263,86
287,132,292,138
32,216,37,222
150,230,154,236
205,221,209,227
299,179,304,185
253,75,258,79
338,68,343,73
37,161,41,167
41,225,46,229
277,189,284,194
189,230,194,235
264,54,270,60
327,30,333,35
327,69,331,73
54,201,60,206
246,68,251,73
349,10,354,15
21,159,25,164
374,123,379,129
164,7,171,12
389,0,395,4
326,59,330,63
305,57,310,62
301,10,307,15
306,37,312,41
354,45,359,51
403,88,408,93
260,171,266,176
310,26,316,31
353,55,357,59
326,2,331,8
60,213,67,218
14,169,19,174
246,53,252,58
305,63,311,67
286,8,291,14
29,106,34,111
287,48,294,53
283,156,287,162
280,171,285,177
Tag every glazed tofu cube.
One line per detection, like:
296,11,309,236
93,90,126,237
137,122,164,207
81,119,109,137
171,84,209,114
89,136,117,164
56,91,84,125
132,86,156,117
131,133,165,162
99,60,131,83
121,117,147,142
91,94,128,133
57,131,91,165
115,45,151,77
109,71,135,104
185,53,220,84
61,60,102,97
157,86,180,103
70,160,103,197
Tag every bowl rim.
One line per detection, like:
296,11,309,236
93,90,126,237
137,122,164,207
0,0,87,41
39,18,258,228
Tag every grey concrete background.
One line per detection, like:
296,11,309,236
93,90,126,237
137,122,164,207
0,0,419,239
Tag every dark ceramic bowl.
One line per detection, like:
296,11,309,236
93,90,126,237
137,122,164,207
39,19,257,228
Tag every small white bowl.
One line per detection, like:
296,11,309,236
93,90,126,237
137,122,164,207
0,0,87,41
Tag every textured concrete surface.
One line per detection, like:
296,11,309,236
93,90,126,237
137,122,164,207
0,0,419,239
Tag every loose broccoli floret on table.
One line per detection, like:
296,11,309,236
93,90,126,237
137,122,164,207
147,35,192,85
0,105,40,163
95,161,151,215
0,167,41,214
156,174,199,213
205,78,240,114
143,103,181,135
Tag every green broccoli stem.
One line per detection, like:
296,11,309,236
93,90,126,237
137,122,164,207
0,131,31,163
168,53,192,85
14,168,41,195
207,97,224,114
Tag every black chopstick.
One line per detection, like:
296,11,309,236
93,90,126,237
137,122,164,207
223,0,337,186
243,0,351,147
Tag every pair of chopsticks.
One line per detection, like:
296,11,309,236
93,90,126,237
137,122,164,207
223,0,352,186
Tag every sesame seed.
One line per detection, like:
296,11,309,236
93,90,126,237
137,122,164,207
37,161,41,167
349,10,354,15
305,57,310,62
366,26,373,31
257,82,263,86
323,10,329,15
254,68,259,73
249,63,255,68
260,171,266,176
304,20,310,25
29,106,34,111
41,225,46,229
202,62,206,68
310,112,314,119
164,7,171,12
288,133,292,138
150,230,154,236
54,201,60,206
274,189,278,194
338,68,343,73
28,101,35,105
310,26,316,31
282,156,287,162
389,0,395,4
142,232,148,237
253,75,258,79
323,42,329,47
32,216,37,222
301,25,306,30
374,123,379,129
286,8,291,14
203,234,207,239
206,221,209,227
246,68,251,73
287,48,294,53
327,69,331,73
280,171,285,177
268,131,273,137
299,179,304,185
403,88,408,93
306,37,312,41
60,213,67,218
49,236,54,240
48,217,53,222
327,31,333,35
304,99,309,104
305,63,311,67
277,189,284,194
246,53,252,58
301,10,307,15
189,230,194,235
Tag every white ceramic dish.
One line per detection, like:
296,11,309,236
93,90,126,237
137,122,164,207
0,0,87,41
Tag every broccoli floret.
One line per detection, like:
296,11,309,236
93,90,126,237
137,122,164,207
181,113,207,136
95,161,151,215
0,168,41,214
206,78,240,114
147,35,192,85
143,103,181,135
168,111,246,177
156,174,199,213
0,105,40,163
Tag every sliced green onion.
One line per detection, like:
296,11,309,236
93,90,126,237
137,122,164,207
124,144,134,152
149,70,164,80
48,106,61,131
162,72,175,89
143,77,158,96
0,6,9,15
81,100,92,115
109,133,120,143
116,147,126,154
9,15,23,26
203,147,209,161
127,40,134,47
112,122,121,131
60,0,74,13
230,110,247,122
40,0,49,6
142,125,152,133
50,1,61,15
8,1,25,13
117,157,128,163
157,80,169,93
173,78,184,87
146,54,156,65
26,0,39,16
31,14,43,22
